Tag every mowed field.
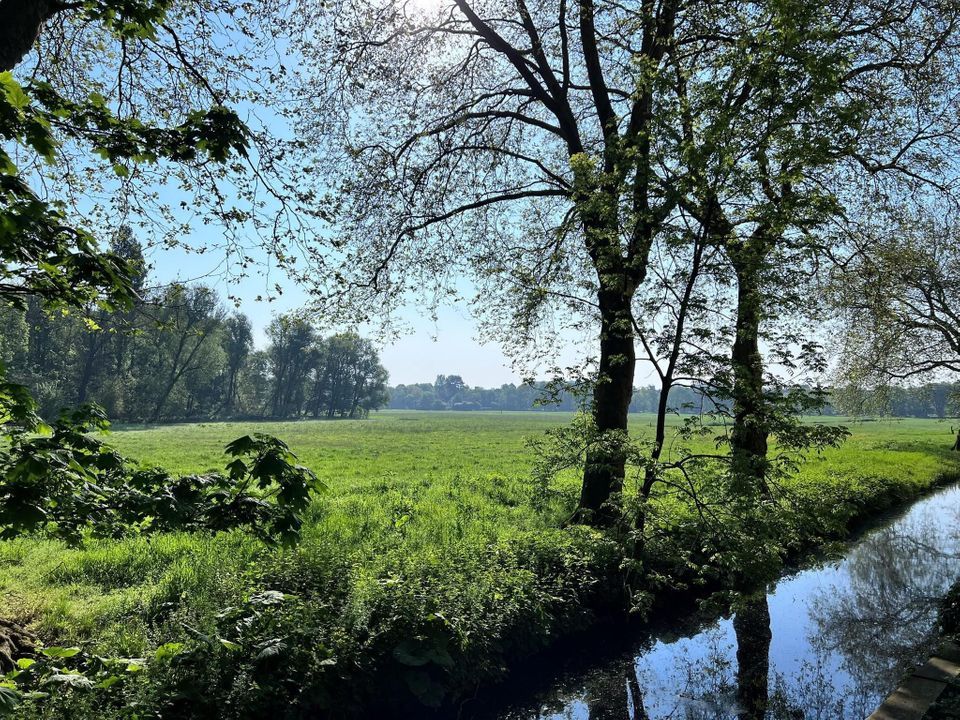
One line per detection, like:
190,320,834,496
1,412,958,717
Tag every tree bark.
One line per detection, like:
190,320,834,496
729,241,771,499
953,427,960,451
0,618,34,673
0,0,56,73
578,287,637,524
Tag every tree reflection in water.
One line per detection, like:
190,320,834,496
808,510,960,704
491,489,960,720
568,597,775,720
733,594,771,720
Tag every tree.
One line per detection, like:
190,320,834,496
834,209,960,447
266,316,317,419
2,0,338,317
138,285,226,423
434,375,467,405
283,0,691,522
74,228,146,406
221,314,254,416
644,0,960,513
838,212,960,382
324,333,389,418
0,3,253,315
279,0,960,525
0,1,312,688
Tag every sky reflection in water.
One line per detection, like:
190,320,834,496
493,485,960,720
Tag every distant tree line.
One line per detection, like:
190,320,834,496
0,236,389,424
833,383,960,420
390,375,729,414
393,376,960,420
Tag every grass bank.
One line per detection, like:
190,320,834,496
1,413,957,718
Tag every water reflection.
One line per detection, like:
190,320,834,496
807,509,960,705
490,486,960,720
579,666,646,719
734,595,771,720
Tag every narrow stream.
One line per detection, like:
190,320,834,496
489,484,960,720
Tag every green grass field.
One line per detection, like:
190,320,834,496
1,412,957,717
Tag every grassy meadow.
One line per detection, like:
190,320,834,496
1,412,958,717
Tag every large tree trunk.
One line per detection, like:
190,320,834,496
729,244,770,499
578,288,637,525
0,0,56,72
953,427,960,451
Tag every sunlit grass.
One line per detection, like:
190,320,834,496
0,412,957,714
3,413,957,639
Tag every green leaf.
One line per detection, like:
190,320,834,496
224,435,256,456
41,673,95,690
218,638,241,652
254,640,286,662
41,646,82,659
0,74,30,110
225,459,247,479
0,686,19,716
154,642,184,662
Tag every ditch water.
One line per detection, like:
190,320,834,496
486,484,960,720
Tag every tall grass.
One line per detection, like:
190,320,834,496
1,413,956,717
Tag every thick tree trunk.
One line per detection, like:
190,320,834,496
76,328,106,405
953,427,960,451
729,248,770,499
578,288,637,525
0,0,56,73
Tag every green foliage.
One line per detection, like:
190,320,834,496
0,66,246,312
70,0,174,41
0,404,323,547
0,643,144,717
0,288,391,423
0,0,249,314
